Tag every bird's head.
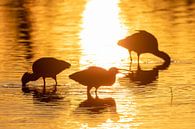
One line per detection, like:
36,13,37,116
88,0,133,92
21,72,32,87
109,67,119,75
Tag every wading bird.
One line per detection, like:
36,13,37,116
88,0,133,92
118,30,170,63
69,66,119,96
21,57,71,92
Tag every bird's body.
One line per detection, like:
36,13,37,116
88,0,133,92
21,57,71,92
118,30,170,63
69,66,118,96
32,58,69,78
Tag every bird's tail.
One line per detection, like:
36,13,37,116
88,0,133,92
60,60,71,69
154,50,171,63
69,72,82,82
69,73,75,80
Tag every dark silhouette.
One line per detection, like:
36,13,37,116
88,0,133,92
21,85,64,103
21,57,71,92
22,86,64,103
32,89,64,103
118,30,171,63
69,66,119,96
126,61,170,85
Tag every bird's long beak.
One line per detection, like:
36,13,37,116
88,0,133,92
118,68,130,72
114,68,129,75
117,68,132,76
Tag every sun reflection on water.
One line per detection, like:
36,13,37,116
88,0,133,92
80,0,128,69
79,0,138,128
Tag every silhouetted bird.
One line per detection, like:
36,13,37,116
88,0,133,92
118,30,170,63
21,57,71,92
69,66,119,96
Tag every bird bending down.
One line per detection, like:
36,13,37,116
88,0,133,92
118,30,170,63
69,66,119,96
21,57,71,92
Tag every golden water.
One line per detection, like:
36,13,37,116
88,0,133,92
0,0,195,128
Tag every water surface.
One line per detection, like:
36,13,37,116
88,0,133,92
0,0,195,129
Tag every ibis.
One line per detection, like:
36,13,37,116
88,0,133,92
118,30,170,63
21,57,71,92
69,66,119,96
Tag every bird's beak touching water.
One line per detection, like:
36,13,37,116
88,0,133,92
21,82,31,93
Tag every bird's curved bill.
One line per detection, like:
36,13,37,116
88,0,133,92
117,68,132,76
117,68,130,72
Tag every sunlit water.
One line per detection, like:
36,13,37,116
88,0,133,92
0,0,195,129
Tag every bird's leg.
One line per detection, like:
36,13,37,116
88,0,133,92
137,53,140,64
95,88,98,97
87,91,93,100
129,61,132,74
128,50,132,62
42,77,46,93
52,76,57,92
137,63,141,70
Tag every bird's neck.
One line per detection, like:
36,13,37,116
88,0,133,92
30,73,41,81
108,73,117,82
154,50,171,63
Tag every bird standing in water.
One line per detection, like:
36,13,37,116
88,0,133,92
118,30,170,63
21,57,71,92
69,66,119,96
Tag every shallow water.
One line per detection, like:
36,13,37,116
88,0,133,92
0,0,195,129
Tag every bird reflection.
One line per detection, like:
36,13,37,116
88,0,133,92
32,89,63,103
118,30,171,63
22,86,64,103
78,93,117,113
74,93,119,127
15,0,34,60
126,61,170,85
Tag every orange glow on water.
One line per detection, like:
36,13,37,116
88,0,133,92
80,0,128,69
